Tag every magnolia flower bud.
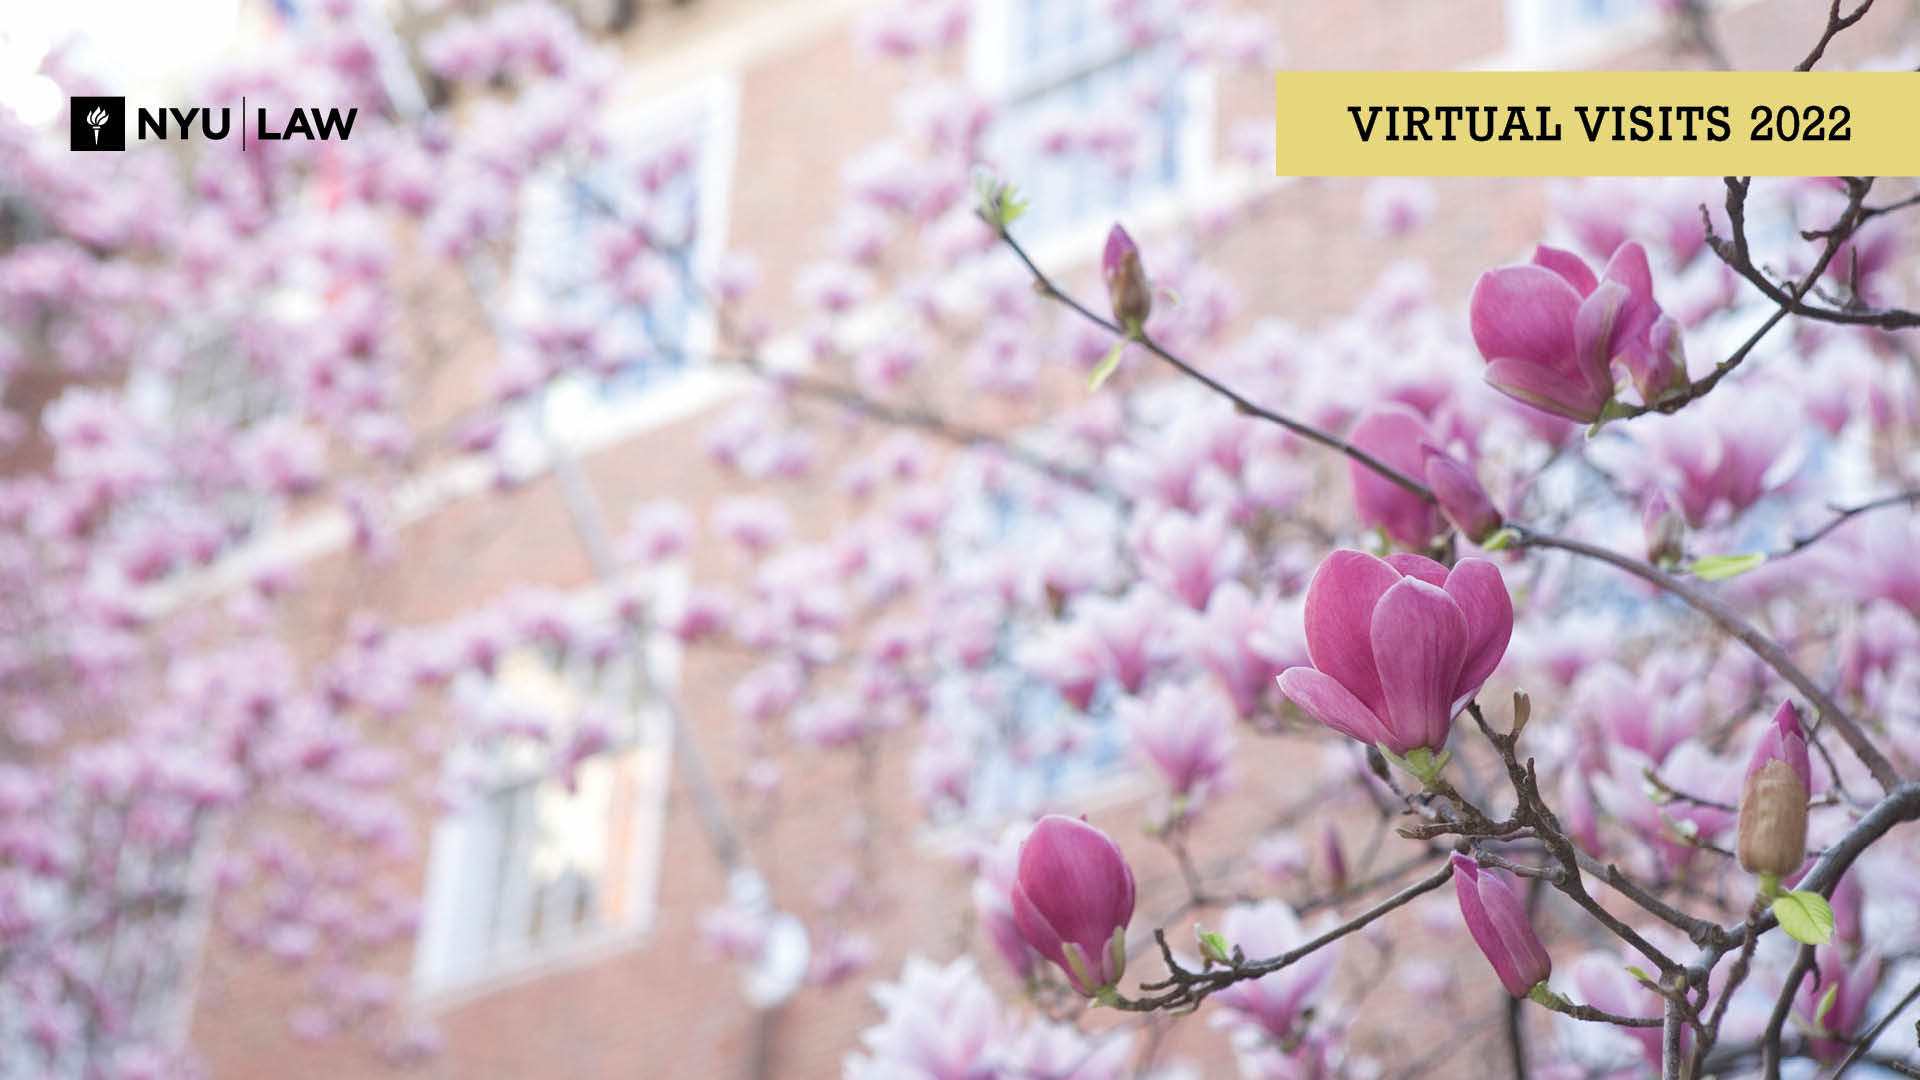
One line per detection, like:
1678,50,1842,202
1451,853,1552,998
1103,224,1151,332
1629,314,1690,405
1643,491,1685,568
1321,823,1348,893
1422,445,1503,544
1011,815,1135,996
1736,702,1811,878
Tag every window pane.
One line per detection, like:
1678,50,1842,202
988,39,1187,237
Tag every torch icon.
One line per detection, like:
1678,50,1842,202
85,107,108,145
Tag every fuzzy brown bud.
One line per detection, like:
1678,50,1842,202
1736,758,1809,878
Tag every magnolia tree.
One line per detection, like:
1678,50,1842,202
3,0,1920,1077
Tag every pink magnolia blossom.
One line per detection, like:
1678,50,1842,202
1277,551,1513,757
1003,1019,1133,1080
1118,680,1235,807
1186,582,1285,718
970,824,1035,979
1011,815,1135,996
1595,382,1801,527
910,729,972,814
1469,242,1663,422
848,956,1002,1080
1569,951,1669,1068
1736,701,1812,877
1019,624,1105,711
1211,900,1339,1042
619,499,693,565
1131,505,1246,610
1362,177,1435,236
1592,742,1738,878
711,496,791,556
809,932,874,988
1081,585,1176,695
1569,660,1702,766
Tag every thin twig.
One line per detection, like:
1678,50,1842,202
1769,491,1920,562
1110,862,1455,1013
995,229,1435,502
1511,524,1901,793
1797,0,1876,72
1761,946,1818,1079
1824,978,1920,1077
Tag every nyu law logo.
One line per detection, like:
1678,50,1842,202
67,95,356,151
69,96,127,151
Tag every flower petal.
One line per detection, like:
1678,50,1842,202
1471,265,1583,372
1477,870,1553,996
1301,550,1400,716
1484,357,1605,422
1384,552,1449,587
1370,578,1468,754
1278,667,1394,748
1599,241,1655,313
1014,816,1135,962
1532,244,1599,297
1011,880,1067,970
1573,280,1633,402
1443,558,1514,705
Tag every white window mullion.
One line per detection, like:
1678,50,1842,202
491,785,537,959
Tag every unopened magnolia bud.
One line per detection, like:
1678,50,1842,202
1644,492,1685,568
1103,224,1151,333
1422,445,1502,544
1321,823,1348,893
1737,759,1809,878
1631,314,1690,405
1452,853,1553,998
1011,815,1136,996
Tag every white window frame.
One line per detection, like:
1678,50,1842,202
966,0,1215,260
1498,0,1661,67
410,572,684,1004
506,72,745,459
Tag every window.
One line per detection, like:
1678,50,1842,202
920,461,1135,826
1504,0,1652,59
509,76,738,441
412,601,674,996
924,664,1132,827
514,127,706,399
166,339,286,429
971,0,1206,239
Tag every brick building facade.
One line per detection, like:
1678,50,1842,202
174,1,1913,1077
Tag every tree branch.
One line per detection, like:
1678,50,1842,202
1510,524,1901,793
995,229,1435,503
1109,862,1456,1013
1797,0,1877,72
1768,490,1920,562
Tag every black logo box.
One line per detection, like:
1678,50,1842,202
70,96,127,152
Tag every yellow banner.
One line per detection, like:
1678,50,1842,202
1273,72,1920,176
